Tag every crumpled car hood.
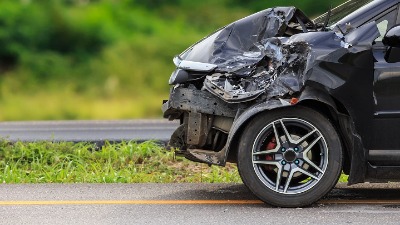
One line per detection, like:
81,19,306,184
176,7,379,103
179,7,307,75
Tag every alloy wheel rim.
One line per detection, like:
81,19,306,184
251,118,329,195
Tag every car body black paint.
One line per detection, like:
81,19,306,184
162,0,400,185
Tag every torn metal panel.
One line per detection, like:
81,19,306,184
202,38,312,102
184,148,227,166
203,73,265,103
180,7,299,73
201,38,284,102
162,86,243,119
342,21,380,52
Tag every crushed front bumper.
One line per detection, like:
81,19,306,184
162,87,240,120
162,86,244,166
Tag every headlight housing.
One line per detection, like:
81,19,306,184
169,69,189,85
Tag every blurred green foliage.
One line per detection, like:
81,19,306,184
0,0,346,120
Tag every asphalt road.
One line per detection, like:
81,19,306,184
2,183,400,225
0,119,179,143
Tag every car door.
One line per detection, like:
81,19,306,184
371,5,400,163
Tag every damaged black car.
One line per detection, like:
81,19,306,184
162,0,400,207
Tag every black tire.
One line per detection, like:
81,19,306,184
237,106,342,207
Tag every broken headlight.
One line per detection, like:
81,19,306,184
169,69,189,85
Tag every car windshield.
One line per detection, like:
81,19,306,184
313,0,374,27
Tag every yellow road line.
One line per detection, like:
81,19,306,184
0,199,400,205
0,200,263,205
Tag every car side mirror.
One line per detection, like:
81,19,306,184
383,25,400,48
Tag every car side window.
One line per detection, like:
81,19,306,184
376,20,389,42
374,9,397,42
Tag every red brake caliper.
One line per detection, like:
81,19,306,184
265,137,276,171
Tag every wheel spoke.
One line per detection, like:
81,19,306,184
283,166,320,193
297,167,320,181
253,160,280,166
272,123,282,149
292,129,317,145
275,165,284,192
280,119,318,145
303,156,324,174
253,123,281,155
303,136,322,154
283,168,295,193
301,135,324,173
253,151,276,155
253,160,285,192
279,119,293,143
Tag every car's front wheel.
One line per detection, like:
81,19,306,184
237,106,342,207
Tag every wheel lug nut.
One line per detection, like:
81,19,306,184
281,147,286,152
294,147,299,152
281,160,287,165
295,159,300,165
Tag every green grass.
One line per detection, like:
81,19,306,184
0,140,240,183
339,174,349,183
0,140,348,184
